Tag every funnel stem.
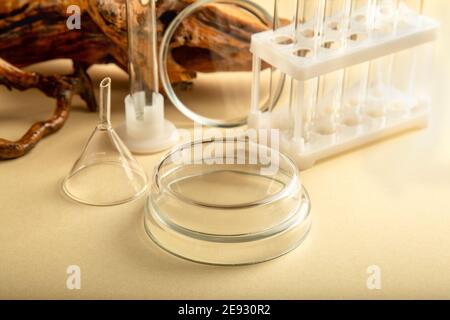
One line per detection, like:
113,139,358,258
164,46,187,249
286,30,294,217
99,77,112,128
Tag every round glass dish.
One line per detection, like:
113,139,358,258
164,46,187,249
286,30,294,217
159,0,286,128
144,138,311,265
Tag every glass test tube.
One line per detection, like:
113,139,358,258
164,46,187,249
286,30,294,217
341,0,376,126
294,0,326,51
289,0,325,143
411,1,432,110
410,42,433,110
266,0,280,112
372,0,400,35
251,0,289,116
397,0,424,28
127,0,159,120
250,55,262,115
390,0,426,112
365,0,400,118
314,0,352,135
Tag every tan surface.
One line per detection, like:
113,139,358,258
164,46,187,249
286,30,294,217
1,1,450,299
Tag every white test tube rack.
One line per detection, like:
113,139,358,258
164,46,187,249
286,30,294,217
248,0,438,170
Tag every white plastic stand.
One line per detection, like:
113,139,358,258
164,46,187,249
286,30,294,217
251,17,438,82
249,102,430,170
248,4,438,170
116,92,178,154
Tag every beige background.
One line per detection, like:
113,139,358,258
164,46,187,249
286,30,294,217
1,0,450,299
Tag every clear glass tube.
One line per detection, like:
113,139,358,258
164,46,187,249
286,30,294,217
372,0,400,36
267,0,279,111
410,42,433,110
365,55,395,117
127,0,159,119
267,0,282,112
390,0,427,113
290,77,318,142
365,0,400,118
341,62,369,125
348,0,376,34
250,55,262,114
397,0,424,28
314,0,351,135
294,0,325,52
315,70,345,135
288,0,324,142
341,0,375,126
99,77,111,129
319,0,352,51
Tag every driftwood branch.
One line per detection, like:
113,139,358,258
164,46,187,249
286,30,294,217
0,0,269,159
0,58,96,159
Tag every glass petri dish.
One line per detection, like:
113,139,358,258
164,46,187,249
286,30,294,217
145,138,311,265
159,0,286,128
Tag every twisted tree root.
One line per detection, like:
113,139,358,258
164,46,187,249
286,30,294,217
0,0,270,159
0,58,96,159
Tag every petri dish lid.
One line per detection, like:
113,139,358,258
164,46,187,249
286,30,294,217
145,137,311,265
159,0,285,128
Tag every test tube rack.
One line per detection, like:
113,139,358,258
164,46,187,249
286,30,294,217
248,0,438,170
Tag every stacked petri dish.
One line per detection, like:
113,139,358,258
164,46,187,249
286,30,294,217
145,138,311,265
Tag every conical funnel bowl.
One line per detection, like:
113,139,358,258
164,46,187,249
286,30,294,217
62,78,148,206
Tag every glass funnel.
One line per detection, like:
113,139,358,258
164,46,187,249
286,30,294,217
62,78,148,206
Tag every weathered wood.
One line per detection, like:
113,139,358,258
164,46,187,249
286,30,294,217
0,58,95,159
0,0,269,159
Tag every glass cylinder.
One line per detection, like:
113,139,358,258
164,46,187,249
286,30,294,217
341,62,369,125
127,0,159,119
290,77,318,142
341,0,375,126
294,0,326,53
397,0,424,28
319,0,352,52
287,0,324,141
314,70,345,135
364,0,399,118
372,0,400,37
314,0,351,135
267,0,281,113
365,54,394,117
411,42,433,110
385,0,425,114
349,0,376,36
